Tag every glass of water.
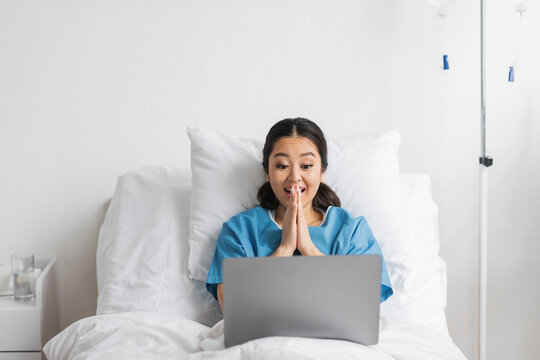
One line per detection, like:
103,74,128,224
11,253,35,301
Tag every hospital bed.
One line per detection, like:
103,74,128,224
43,129,467,360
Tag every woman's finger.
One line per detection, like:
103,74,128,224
296,186,303,218
296,185,315,255
280,185,297,254
284,186,296,224
291,185,297,209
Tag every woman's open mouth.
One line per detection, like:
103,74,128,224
285,187,305,196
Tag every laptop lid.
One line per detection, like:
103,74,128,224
223,254,381,348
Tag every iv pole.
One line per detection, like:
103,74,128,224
479,0,493,359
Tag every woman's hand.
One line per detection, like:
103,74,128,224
274,184,298,257
296,186,324,256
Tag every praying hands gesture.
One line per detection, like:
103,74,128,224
273,186,324,257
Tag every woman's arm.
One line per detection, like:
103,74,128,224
271,245,295,256
217,283,224,312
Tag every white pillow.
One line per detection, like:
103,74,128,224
380,173,449,337
186,126,412,290
96,166,222,327
186,126,266,284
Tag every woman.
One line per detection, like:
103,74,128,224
206,118,393,311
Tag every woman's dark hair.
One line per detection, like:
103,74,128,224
257,117,341,212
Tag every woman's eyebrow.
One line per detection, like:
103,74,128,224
273,152,315,158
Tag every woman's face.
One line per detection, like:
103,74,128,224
267,136,325,211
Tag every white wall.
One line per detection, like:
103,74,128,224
0,1,537,359
486,1,540,359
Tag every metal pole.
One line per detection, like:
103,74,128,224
479,0,492,359
481,0,486,159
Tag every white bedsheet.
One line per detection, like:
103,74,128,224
43,311,466,360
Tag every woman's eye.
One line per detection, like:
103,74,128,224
275,164,312,170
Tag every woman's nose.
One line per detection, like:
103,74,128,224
288,167,301,181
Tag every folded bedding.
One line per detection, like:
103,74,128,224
43,311,466,360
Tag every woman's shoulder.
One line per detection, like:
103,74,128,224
327,207,374,246
327,206,368,227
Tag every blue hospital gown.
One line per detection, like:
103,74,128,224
206,205,393,303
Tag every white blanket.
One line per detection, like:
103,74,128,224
43,311,466,360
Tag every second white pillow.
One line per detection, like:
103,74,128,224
186,126,411,290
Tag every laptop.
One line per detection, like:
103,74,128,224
222,254,381,348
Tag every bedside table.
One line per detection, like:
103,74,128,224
0,258,59,360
